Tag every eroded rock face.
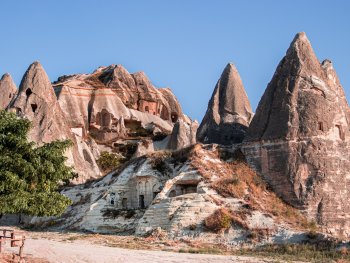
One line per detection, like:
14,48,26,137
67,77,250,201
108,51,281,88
242,32,350,237
197,63,253,145
9,62,100,183
167,120,198,150
53,65,183,144
0,73,17,109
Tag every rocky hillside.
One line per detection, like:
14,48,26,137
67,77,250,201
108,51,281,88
25,144,316,246
1,31,350,246
3,62,197,183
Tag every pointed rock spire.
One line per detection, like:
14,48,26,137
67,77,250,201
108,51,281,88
9,61,101,182
197,63,253,145
9,61,71,143
243,32,350,236
0,73,17,109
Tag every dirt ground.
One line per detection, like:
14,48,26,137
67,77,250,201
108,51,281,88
1,229,298,263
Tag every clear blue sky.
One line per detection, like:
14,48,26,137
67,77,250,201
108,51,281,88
1,0,349,121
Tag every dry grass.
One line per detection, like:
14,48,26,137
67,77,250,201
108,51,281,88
188,144,310,230
204,208,233,233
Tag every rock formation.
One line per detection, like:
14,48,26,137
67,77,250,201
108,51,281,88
167,120,198,150
9,61,100,182
197,63,253,145
53,65,184,145
243,32,350,237
0,73,17,109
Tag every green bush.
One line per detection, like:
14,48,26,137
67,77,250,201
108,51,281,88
97,151,124,173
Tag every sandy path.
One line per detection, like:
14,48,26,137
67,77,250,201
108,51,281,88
17,238,266,263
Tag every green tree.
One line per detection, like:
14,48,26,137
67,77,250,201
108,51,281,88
0,110,76,217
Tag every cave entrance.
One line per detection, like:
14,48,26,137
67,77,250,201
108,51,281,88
26,88,32,98
139,195,145,209
30,104,38,113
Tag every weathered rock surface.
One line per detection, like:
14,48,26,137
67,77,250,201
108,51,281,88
0,73,17,109
53,65,184,146
242,32,350,237
9,62,100,183
23,145,307,246
197,63,253,145
167,120,198,150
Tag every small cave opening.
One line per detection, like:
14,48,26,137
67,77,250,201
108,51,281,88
318,122,324,131
145,106,149,113
30,103,38,113
9,93,12,98
139,195,145,209
26,88,33,97
171,112,179,123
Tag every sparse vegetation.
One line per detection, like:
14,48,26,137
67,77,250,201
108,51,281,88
238,243,350,263
102,208,136,219
189,144,311,230
148,150,172,174
97,151,124,173
204,208,233,232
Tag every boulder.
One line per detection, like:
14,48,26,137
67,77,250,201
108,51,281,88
242,32,350,237
167,120,198,150
0,73,17,109
197,63,253,145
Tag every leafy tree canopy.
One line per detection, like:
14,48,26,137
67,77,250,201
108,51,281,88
0,110,75,216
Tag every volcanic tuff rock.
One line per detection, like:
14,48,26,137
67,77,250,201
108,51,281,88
167,119,198,150
9,62,100,182
0,73,17,109
197,63,253,145
53,64,184,144
242,32,350,237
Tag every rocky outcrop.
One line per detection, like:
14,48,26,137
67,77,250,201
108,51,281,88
0,73,17,109
197,63,253,145
242,32,350,237
167,120,198,150
9,62,100,183
53,65,183,144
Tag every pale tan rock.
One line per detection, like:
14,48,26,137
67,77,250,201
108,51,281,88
0,73,17,109
243,32,350,237
9,62,101,183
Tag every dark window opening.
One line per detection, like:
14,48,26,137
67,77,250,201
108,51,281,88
153,112,156,115
9,93,12,98
145,106,149,112
171,112,178,123
139,195,145,209
318,122,324,131
31,104,38,113
26,88,32,97
157,108,160,114
110,193,115,205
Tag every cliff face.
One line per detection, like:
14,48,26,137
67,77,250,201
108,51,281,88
0,73,17,109
197,63,253,145
243,32,350,237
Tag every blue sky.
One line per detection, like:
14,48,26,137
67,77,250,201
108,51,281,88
0,0,349,121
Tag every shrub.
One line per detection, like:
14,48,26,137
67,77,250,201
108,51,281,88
97,151,124,173
204,208,232,233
